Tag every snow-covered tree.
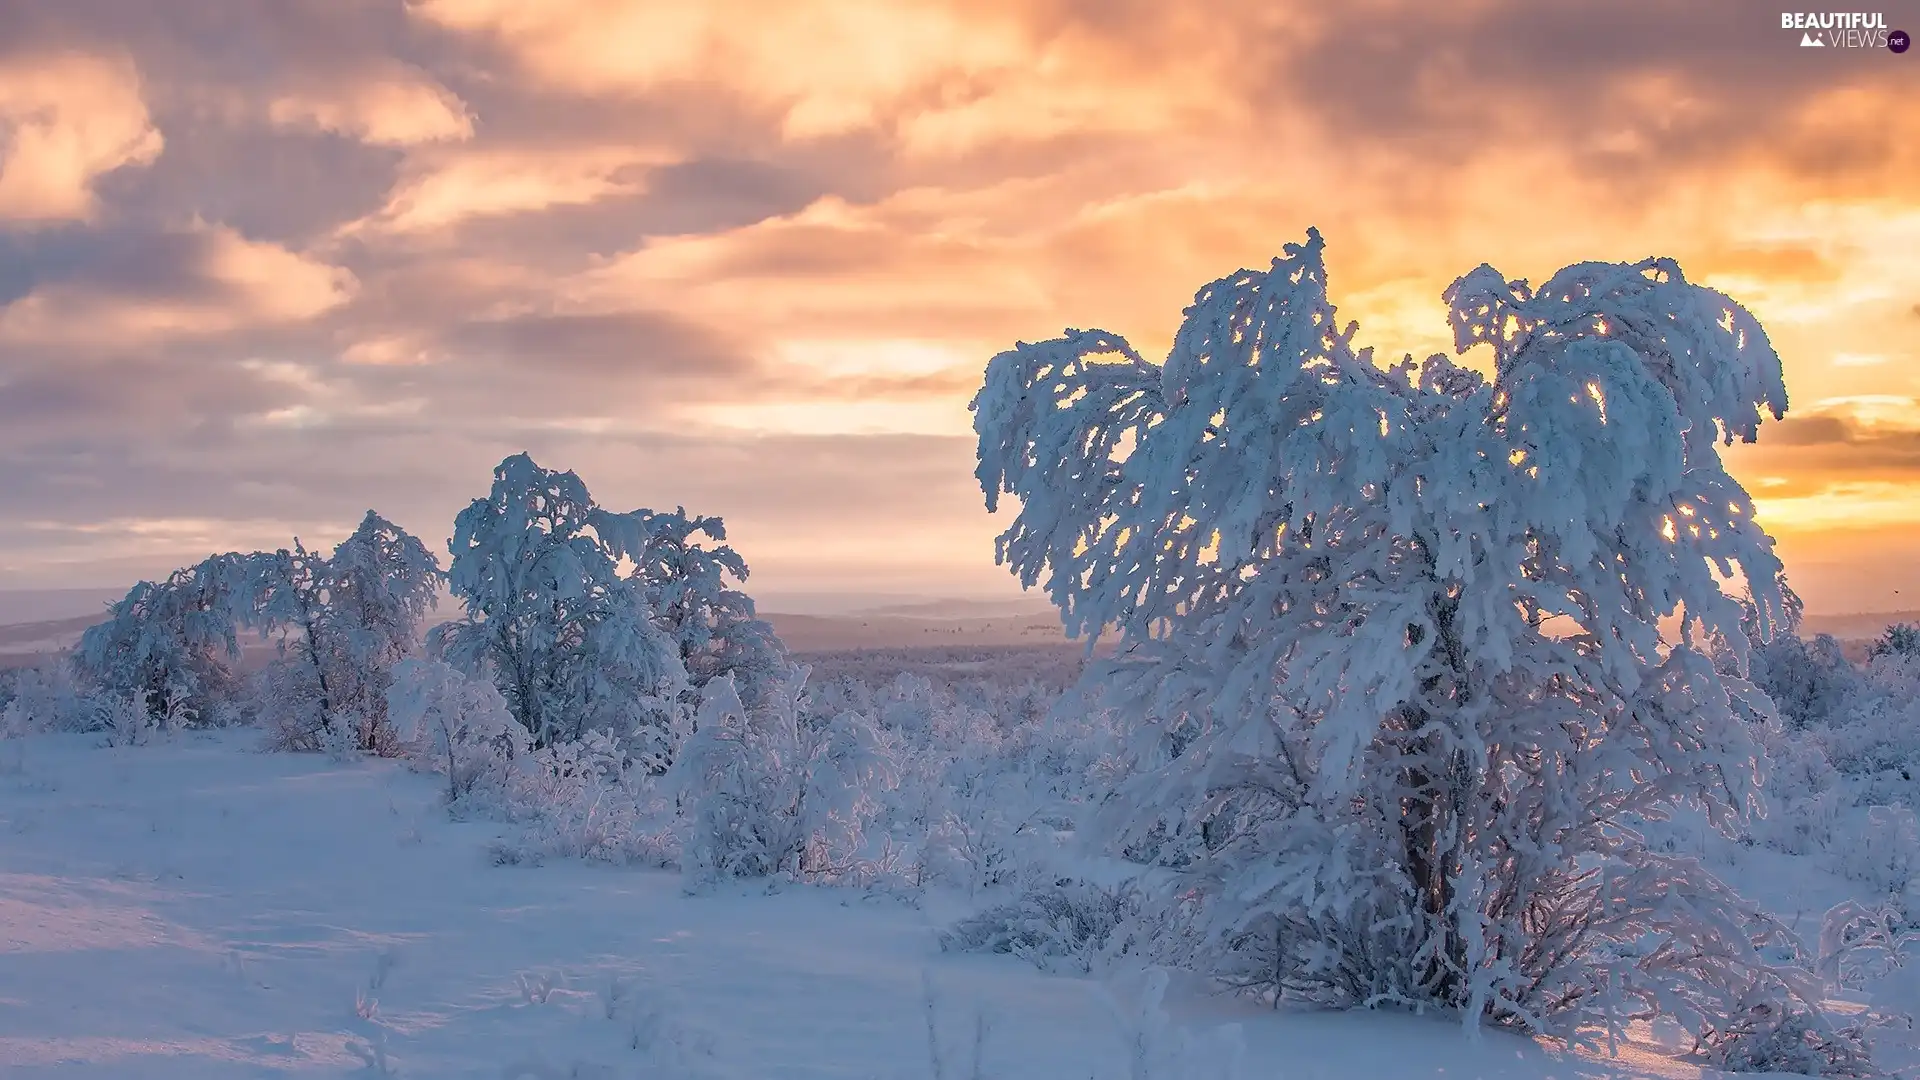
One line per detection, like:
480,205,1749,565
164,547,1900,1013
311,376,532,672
76,554,255,727
320,511,443,748
625,507,787,707
972,228,1812,1044
433,454,686,752
246,512,442,753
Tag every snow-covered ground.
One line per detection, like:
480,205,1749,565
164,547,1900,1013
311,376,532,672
0,729,1705,1080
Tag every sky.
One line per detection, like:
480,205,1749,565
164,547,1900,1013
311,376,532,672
1,1,1917,613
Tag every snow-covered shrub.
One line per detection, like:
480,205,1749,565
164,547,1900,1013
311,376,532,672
814,668,1112,892
0,661,95,733
252,652,337,755
387,659,527,803
920,785,1030,892
672,668,899,887
95,690,164,746
1751,725,1844,856
1816,900,1920,1074
1708,998,1874,1077
972,227,1817,1041
940,878,1179,974
1809,692,1920,809
434,454,687,750
487,730,679,868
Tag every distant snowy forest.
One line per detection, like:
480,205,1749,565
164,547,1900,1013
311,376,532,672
7,230,1920,1078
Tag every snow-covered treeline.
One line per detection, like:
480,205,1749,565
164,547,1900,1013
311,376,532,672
9,454,784,763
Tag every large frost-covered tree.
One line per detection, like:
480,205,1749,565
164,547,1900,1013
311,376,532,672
973,229,1808,1043
433,454,687,752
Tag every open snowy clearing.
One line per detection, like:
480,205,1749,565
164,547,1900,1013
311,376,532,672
0,731,1707,1080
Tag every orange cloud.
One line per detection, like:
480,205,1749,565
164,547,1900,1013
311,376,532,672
410,0,1031,137
268,67,474,146
344,145,678,235
0,52,163,223
0,223,354,346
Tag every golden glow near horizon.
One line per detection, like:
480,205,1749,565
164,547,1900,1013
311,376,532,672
0,1,1916,608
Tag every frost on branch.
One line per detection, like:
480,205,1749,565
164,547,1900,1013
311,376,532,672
971,228,1808,1043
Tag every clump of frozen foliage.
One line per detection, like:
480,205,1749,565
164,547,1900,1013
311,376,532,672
972,227,1822,1049
387,658,527,803
387,658,681,865
940,878,1193,975
0,661,95,734
247,511,441,754
671,668,899,888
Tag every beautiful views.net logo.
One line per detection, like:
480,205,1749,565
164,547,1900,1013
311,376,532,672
1781,11,1910,50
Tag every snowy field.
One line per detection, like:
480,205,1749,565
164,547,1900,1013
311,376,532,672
0,726,1710,1080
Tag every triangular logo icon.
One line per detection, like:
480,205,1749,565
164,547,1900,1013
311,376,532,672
1801,31,1824,45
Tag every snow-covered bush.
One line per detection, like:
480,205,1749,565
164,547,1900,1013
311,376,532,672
940,878,1188,975
252,652,338,755
434,454,687,751
806,668,1116,893
973,227,1814,1041
1708,996,1874,1077
486,730,679,868
671,669,899,887
387,659,527,803
95,690,167,747
0,661,95,733
1805,691,1920,809
1751,724,1844,856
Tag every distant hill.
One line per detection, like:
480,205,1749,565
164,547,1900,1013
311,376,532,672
4,584,1911,667
1800,610,1920,641
761,610,1071,652
0,588,121,625
840,598,1060,620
